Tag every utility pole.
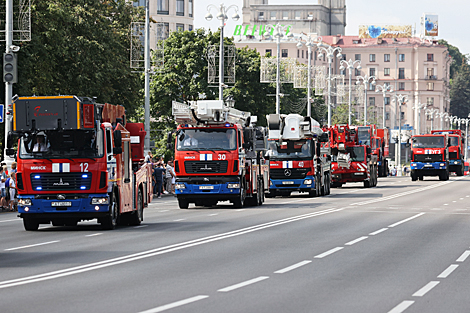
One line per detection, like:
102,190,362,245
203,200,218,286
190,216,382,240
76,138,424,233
144,0,150,153
4,0,13,163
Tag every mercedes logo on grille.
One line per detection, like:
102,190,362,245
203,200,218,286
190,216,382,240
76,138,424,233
284,169,292,177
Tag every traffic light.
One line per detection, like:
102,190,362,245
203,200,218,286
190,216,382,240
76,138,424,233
3,52,17,84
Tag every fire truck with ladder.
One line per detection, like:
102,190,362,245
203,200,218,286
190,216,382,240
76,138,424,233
171,100,269,209
430,129,465,176
326,124,378,188
265,114,331,197
8,95,153,231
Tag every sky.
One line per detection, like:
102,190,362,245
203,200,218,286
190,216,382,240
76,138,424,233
195,0,470,56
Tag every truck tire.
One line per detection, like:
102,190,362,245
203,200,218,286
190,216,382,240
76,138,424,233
23,218,39,231
233,178,246,208
439,171,447,181
457,166,464,176
178,199,189,209
325,173,331,195
411,171,417,181
102,192,118,230
364,179,371,188
129,189,143,226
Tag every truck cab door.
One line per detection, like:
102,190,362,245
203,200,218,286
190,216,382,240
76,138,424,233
106,127,116,193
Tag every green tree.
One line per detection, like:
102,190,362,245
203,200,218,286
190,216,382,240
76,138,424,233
449,62,470,117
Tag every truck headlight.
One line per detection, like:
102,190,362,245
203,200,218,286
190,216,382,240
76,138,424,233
454,161,458,164
411,163,416,167
227,183,240,189
440,163,445,167
303,179,313,185
91,197,109,205
175,183,186,189
18,198,32,206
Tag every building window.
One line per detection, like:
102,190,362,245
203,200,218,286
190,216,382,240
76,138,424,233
399,82,405,90
427,82,434,91
369,82,375,91
341,54,346,60
369,54,376,62
384,82,390,87
157,0,169,14
282,11,288,20
385,97,390,105
401,112,405,120
189,0,193,17
297,50,299,58
265,49,272,56
295,11,301,20
386,112,390,120
399,68,405,79
369,97,375,106
188,25,193,31
270,11,276,20
176,23,184,32
399,54,405,62
427,97,434,106
258,12,264,20
302,50,304,58
369,68,376,77
384,54,390,62
282,49,288,57
427,68,435,79
384,68,390,76
354,68,361,76
427,54,434,61
176,0,184,16
355,54,361,61
133,0,145,6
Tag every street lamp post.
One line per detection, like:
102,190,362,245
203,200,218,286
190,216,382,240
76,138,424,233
439,112,448,129
412,102,427,135
339,59,361,125
317,42,342,127
205,4,240,101
375,84,393,129
356,74,376,125
425,108,438,131
264,23,293,114
296,35,322,117
393,94,408,176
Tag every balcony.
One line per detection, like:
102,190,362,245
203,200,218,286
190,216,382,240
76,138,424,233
425,75,437,80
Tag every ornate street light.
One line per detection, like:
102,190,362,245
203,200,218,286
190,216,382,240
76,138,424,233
393,94,408,176
439,112,449,129
339,59,361,125
425,108,439,131
205,4,240,101
375,83,393,129
412,102,427,135
296,35,322,117
317,42,342,126
264,23,294,114
356,74,376,125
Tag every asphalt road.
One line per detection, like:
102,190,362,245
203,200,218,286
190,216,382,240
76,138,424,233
1,175,470,313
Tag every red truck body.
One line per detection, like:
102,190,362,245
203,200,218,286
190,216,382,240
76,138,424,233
431,130,464,175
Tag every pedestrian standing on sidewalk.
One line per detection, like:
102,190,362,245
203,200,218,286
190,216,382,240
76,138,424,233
153,163,165,198
166,160,175,195
8,172,16,211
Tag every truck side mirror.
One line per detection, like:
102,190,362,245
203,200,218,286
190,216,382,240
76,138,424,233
166,132,174,150
113,130,122,154
6,148,15,157
319,133,329,143
367,147,372,155
7,132,15,149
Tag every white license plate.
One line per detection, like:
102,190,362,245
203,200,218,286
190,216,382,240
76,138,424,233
51,201,72,207
424,164,433,167
199,186,214,190
282,181,294,185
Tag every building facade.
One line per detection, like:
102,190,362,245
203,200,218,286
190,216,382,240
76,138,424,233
241,0,346,36
235,35,451,133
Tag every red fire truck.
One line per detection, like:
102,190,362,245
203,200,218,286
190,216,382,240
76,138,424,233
431,130,464,176
410,133,450,181
326,124,378,188
8,96,153,231
376,128,390,177
171,100,269,209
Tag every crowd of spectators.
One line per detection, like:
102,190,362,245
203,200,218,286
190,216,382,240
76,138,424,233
145,152,176,199
0,161,17,211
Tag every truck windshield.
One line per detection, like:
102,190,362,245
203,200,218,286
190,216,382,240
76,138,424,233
19,129,104,159
267,140,312,159
176,128,237,151
412,136,445,148
350,147,365,162
449,136,459,146
357,127,371,145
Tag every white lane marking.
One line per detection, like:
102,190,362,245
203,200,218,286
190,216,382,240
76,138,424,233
5,240,60,251
158,210,169,212
134,225,148,229
173,219,185,222
217,276,269,292
369,228,388,235
412,281,440,297
235,209,246,212
345,236,368,246
456,251,470,262
0,208,343,289
388,213,425,228
453,201,457,203
85,233,103,237
314,247,344,259
388,300,414,313
460,198,464,200
443,204,449,206
0,218,21,223
274,260,312,274
437,264,459,278
139,295,209,313
208,214,218,216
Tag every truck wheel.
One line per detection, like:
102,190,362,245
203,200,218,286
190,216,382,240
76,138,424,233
331,182,342,188
233,184,246,208
308,190,316,197
411,172,417,181
102,192,118,230
364,180,371,188
178,199,189,209
439,172,446,181
23,218,39,231
129,189,143,226
457,166,464,176
325,174,331,195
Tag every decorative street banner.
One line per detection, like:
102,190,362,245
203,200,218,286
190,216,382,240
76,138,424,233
424,14,438,37
233,24,292,37
358,25,412,39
